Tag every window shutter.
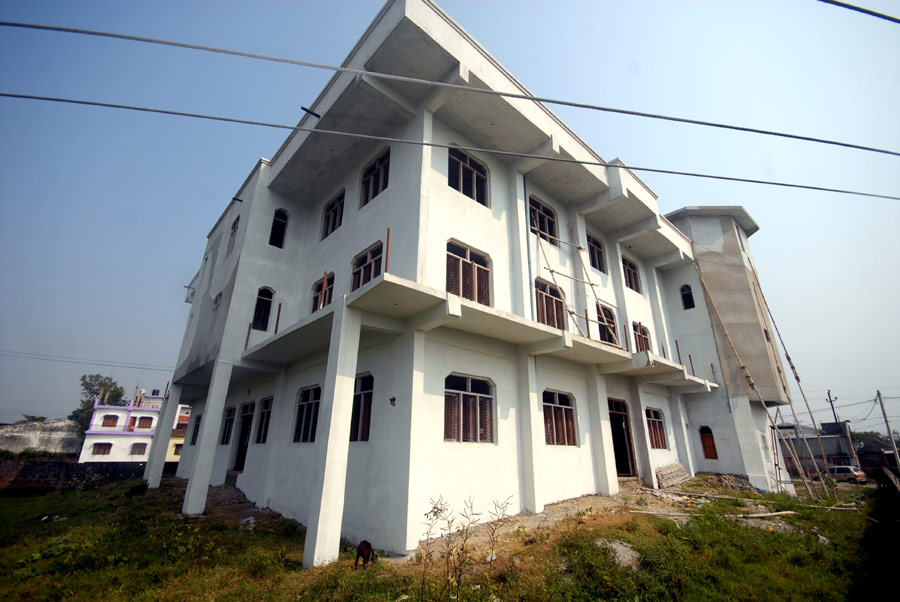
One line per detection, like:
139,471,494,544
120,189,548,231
447,254,460,295
564,407,576,445
554,406,566,445
536,289,546,325
476,266,490,305
360,392,372,441
444,393,459,440
543,405,554,444
463,394,478,442
462,261,474,300
479,397,493,442
554,299,565,329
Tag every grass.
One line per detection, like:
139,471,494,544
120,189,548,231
0,478,891,601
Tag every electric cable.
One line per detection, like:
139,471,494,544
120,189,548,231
1,20,898,158
0,349,174,372
818,0,900,25
2,92,898,201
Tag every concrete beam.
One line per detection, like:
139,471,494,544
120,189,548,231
577,192,623,216
144,384,181,488
649,250,687,269
525,330,572,356
360,312,406,334
356,74,416,117
409,295,461,331
609,215,661,243
423,63,470,113
514,135,560,174
238,359,283,373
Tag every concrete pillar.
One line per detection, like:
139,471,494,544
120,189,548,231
517,347,544,513
569,206,593,337
400,329,425,551
647,269,672,359
303,299,362,568
182,358,233,515
261,368,290,508
609,243,632,350
585,365,618,496
509,171,533,319
629,383,656,488
669,393,695,476
144,384,182,488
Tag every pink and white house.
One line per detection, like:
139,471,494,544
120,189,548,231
77,390,164,463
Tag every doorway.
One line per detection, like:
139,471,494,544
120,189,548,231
608,398,636,477
232,402,255,472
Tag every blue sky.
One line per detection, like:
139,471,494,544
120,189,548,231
1,0,898,433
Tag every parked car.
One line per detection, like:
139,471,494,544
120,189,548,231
827,466,868,484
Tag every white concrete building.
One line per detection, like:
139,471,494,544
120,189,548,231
143,0,792,567
78,392,164,463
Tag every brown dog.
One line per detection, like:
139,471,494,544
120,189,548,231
355,540,375,568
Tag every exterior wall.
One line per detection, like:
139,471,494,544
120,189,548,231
0,419,80,454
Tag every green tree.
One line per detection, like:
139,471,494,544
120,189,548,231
68,374,126,439
19,414,47,423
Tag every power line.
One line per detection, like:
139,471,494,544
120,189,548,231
818,0,900,25
2,92,898,202
0,20,898,159
0,349,174,372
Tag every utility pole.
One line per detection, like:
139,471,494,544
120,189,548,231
877,390,900,475
826,390,839,423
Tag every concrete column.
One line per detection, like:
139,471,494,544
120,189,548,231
669,393,695,476
144,384,182,488
647,269,672,359
303,299,362,568
509,171,533,319
568,206,593,337
629,383,656,488
517,347,544,513
261,368,290,507
400,329,425,551
182,359,233,515
585,365,618,496
610,243,632,350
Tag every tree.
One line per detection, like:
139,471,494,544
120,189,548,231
68,374,126,439
19,414,47,423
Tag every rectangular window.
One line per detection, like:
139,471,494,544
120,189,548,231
587,234,606,273
350,374,374,442
322,191,344,239
446,242,490,306
101,415,118,427
92,443,112,456
646,409,667,449
529,197,558,245
220,407,235,445
137,416,153,429
596,304,618,345
311,273,335,312
632,322,651,353
448,148,488,206
444,375,494,443
543,391,576,446
622,256,641,293
255,398,272,444
130,443,147,456
190,415,201,445
535,281,566,330
293,386,321,443
360,149,390,207
173,443,183,456
351,244,383,291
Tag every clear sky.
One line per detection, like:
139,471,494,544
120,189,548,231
1,1,898,433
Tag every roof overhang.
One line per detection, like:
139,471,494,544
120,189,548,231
665,206,760,237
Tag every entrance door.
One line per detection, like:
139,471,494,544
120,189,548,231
608,398,636,477
233,403,255,472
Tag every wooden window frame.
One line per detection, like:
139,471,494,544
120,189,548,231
321,190,344,239
130,442,147,456
255,397,272,444
220,407,235,445
350,374,374,442
632,322,651,353
587,234,607,273
699,426,718,459
444,374,494,443
360,149,390,207
543,390,577,446
351,243,383,291
646,408,667,449
92,442,112,456
293,386,321,443
535,280,566,330
137,416,153,429
596,303,619,345
252,287,274,331
446,241,491,306
529,196,558,245
311,273,335,312
622,256,641,293
101,415,118,427
448,147,488,206
680,284,695,310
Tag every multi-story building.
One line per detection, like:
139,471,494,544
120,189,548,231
143,0,791,567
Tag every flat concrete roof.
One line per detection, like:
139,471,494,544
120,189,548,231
665,206,760,237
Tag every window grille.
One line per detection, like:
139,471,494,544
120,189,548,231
448,148,488,205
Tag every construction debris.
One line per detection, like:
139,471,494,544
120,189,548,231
655,463,691,489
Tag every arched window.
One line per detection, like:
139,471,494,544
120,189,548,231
596,303,618,345
543,391,577,446
535,280,566,330
645,408,667,449
448,147,488,206
446,241,490,306
680,284,695,310
632,322,651,353
311,272,335,312
252,288,274,331
529,196,558,245
351,243,383,291
444,374,494,443
699,426,718,459
321,191,344,239
269,209,288,248
360,149,390,207
227,216,239,256
622,256,641,293
587,234,606,273
350,374,374,442
294,386,321,443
